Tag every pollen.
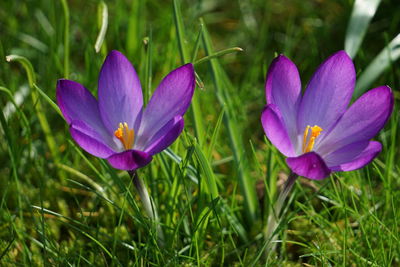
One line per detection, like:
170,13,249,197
302,125,323,153
114,122,135,150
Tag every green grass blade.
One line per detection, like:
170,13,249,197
0,108,18,181
193,47,243,66
200,18,258,225
207,108,224,160
143,31,152,104
33,84,62,116
173,0,206,144
0,86,31,138
126,0,144,57
173,0,189,63
60,0,70,78
354,33,400,98
95,1,108,53
345,0,382,58
6,54,65,180
194,142,219,199
5,55,36,86
191,24,203,63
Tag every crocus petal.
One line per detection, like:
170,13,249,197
136,63,195,146
56,79,115,149
286,152,331,180
297,51,355,136
323,140,369,167
70,121,116,158
57,79,109,135
317,86,393,155
143,116,184,155
98,50,143,133
106,150,153,170
261,104,296,157
329,141,381,172
265,55,301,148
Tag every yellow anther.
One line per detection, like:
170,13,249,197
302,125,311,153
302,125,323,153
114,122,135,150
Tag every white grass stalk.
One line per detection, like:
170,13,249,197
264,172,298,254
128,171,164,246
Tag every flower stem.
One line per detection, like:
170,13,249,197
128,171,164,246
264,172,298,254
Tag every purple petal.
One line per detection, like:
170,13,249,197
56,79,116,152
317,86,393,155
297,51,355,136
323,140,369,167
106,150,153,170
261,104,296,157
98,50,143,134
265,55,301,148
286,152,331,180
70,121,116,158
57,80,106,131
136,64,195,146
143,116,184,155
329,141,381,172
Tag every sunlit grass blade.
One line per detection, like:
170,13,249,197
201,18,258,225
0,86,31,138
33,84,62,116
193,47,243,66
126,0,145,57
354,33,400,98
345,0,382,58
191,24,203,63
0,108,26,258
6,55,65,180
35,9,54,36
17,33,48,52
191,197,218,258
5,55,36,87
60,0,70,78
56,163,107,196
0,108,19,184
384,111,398,209
143,32,152,104
95,1,108,54
207,108,224,160
193,142,219,199
163,147,199,184
0,236,15,262
173,0,189,63
173,0,205,145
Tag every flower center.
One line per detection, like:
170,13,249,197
114,122,135,150
302,125,323,153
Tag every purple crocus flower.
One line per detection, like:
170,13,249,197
261,51,394,180
57,50,195,170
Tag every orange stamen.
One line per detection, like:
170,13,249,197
302,125,323,153
114,122,135,150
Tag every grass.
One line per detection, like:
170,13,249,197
0,0,399,265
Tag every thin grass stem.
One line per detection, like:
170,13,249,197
128,171,164,246
264,172,298,254
60,0,70,78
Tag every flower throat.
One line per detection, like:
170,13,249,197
114,122,135,150
302,125,323,153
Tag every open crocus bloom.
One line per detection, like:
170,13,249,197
261,51,394,180
57,50,195,170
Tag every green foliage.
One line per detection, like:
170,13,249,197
0,0,399,265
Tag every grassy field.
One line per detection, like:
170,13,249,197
1,0,399,265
